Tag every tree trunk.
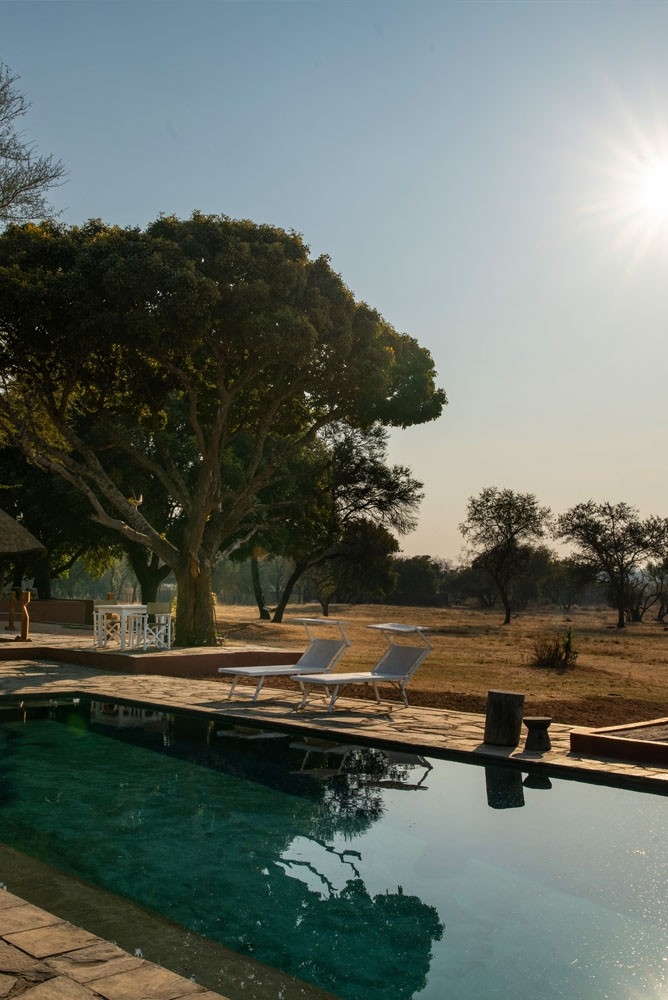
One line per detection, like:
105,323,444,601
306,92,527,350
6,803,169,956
616,603,626,628
33,555,52,599
501,593,512,625
272,563,306,623
174,565,217,646
125,545,172,604
250,555,271,621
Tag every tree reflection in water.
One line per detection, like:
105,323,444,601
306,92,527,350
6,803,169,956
1,707,444,1000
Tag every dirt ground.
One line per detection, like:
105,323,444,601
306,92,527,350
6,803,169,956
214,602,668,728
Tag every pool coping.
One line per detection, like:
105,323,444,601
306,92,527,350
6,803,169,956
0,887,229,1000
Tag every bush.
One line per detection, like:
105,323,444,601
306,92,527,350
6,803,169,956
530,628,578,669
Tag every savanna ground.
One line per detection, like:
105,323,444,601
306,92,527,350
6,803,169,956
214,603,668,728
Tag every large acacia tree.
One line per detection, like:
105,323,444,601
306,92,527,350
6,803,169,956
0,213,445,644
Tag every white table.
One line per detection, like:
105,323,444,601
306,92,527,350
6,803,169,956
94,604,147,650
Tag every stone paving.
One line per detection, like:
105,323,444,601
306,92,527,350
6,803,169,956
1,626,667,999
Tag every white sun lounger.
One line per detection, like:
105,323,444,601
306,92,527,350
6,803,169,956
218,617,350,702
295,623,432,714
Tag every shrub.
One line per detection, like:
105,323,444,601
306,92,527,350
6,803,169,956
530,629,578,669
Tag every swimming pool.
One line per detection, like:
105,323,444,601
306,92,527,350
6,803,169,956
0,699,666,1000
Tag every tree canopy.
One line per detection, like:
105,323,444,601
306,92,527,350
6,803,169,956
555,501,664,628
0,213,446,644
459,486,552,624
0,62,66,224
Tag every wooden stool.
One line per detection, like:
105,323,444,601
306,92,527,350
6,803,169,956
523,716,552,751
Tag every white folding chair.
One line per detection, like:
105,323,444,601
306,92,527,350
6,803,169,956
92,601,121,648
139,602,173,650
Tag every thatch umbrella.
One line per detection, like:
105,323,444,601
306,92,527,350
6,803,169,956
0,510,46,639
0,508,46,557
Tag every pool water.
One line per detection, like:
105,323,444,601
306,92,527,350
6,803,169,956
0,700,667,1000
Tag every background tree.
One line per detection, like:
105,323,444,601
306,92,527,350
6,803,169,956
0,63,66,223
459,487,552,624
0,445,119,597
249,423,424,621
302,520,400,614
539,554,601,610
555,501,664,628
386,555,446,606
0,215,445,645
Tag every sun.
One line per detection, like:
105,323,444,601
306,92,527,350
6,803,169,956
573,95,668,264
630,155,668,223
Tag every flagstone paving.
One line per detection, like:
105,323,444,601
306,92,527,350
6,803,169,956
0,627,667,998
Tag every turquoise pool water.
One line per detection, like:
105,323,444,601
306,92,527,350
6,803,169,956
0,700,667,1000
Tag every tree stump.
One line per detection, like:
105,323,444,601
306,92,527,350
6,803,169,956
483,690,525,747
485,765,525,809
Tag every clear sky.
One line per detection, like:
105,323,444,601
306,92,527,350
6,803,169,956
3,0,668,562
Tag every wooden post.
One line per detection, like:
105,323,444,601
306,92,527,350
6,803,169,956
483,690,525,747
5,591,16,630
17,590,31,642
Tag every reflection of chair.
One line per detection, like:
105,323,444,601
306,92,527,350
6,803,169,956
92,601,120,648
138,602,173,650
218,618,350,702
289,738,363,778
362,750,433,790
295,623,432,713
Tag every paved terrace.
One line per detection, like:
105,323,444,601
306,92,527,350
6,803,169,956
0,623,666,999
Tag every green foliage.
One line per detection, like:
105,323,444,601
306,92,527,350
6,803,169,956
529,629,578,670
0,214,445,644
555,501,667,628
460,487,553,624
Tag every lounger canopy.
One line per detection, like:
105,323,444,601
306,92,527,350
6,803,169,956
218,617,350,702
295,622,432,713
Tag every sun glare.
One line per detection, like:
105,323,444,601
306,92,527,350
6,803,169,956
572,88,668,265
631,156,668,222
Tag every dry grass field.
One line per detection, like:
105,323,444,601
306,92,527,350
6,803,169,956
214,602,668,728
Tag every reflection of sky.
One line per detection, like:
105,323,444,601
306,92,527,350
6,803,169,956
323,762,668,998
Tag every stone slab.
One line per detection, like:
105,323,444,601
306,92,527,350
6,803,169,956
4,922,99,959
0,974,17,997
47,943,144,984
20,975,100,998
91,962,206,1000
0,940,53,975
0,903,62,935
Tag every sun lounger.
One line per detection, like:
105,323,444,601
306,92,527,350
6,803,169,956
295,622,432,713
218,617,350,702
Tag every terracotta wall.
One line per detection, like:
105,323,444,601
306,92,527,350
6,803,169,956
0,598,93,626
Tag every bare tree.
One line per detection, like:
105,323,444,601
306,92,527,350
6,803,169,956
0,62,66,223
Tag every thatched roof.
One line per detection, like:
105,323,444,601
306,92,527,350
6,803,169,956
0,509,46,557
